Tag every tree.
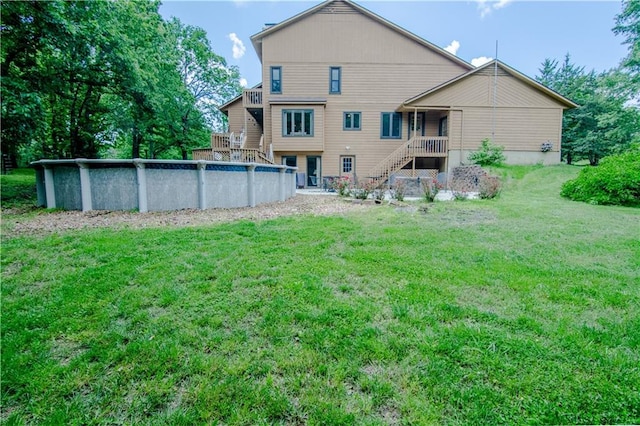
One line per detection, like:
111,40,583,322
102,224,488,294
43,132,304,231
1,0,242,164
1,1,67,165
613,0,640,100
162,18,242,159
537,55,640,165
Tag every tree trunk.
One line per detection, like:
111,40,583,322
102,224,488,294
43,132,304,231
132,126,141,158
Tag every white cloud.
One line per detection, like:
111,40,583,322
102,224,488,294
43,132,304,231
228,33,246,59
475,0,513,18
239,78,248,88
444,40,460,56
471,56,493,67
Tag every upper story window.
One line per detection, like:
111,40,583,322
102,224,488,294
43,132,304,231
283,110,313,137
329,67,341,94
381,112,401,139
343,112,361,130
271,66,282,94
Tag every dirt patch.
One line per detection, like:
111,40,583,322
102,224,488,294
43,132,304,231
2,194,372,238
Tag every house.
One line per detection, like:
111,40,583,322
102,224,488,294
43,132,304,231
192,0,577,188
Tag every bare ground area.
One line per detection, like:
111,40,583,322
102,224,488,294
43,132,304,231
1,194,372,238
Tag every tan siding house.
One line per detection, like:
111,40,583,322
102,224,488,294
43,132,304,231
195,0,576,187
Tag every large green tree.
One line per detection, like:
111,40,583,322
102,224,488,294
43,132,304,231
1,0,242,165
538,54,639,165
161,18,242,159
613,0,640,98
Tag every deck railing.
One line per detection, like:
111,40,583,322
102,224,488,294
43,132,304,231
192,148,274,164
211,133,231,149
243,88,263,108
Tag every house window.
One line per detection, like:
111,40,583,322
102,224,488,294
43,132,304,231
343,112,361,130
282,156,297,167
329,67,341,94
283,110,313,137
271,66,282,94
439,116,448,137
342,156,354,173
381,112,401,139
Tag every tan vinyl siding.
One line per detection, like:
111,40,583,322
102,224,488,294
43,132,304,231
262,4,467,69
224,100,244,134
461,107,562,152
223,101,262,149
412,73,564,108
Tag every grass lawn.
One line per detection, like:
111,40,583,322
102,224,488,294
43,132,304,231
0,169,38,210
1,165,639,424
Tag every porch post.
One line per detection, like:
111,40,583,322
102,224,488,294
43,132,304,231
413,108,418,140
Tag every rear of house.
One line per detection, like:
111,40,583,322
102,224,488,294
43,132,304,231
194,0,576,188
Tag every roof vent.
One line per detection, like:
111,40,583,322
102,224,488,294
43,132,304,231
263,23,277,29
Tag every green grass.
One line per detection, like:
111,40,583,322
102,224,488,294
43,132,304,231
1,169,38,210
2,165,639,424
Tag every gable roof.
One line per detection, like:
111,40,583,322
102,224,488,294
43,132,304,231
403,59,578,109
250,0,473,70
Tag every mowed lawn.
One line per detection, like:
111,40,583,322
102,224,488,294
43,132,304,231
1,166,639,425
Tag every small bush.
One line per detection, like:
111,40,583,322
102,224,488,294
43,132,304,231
352,180,376,200
478,175,502,199
389,179,406,201
561,148,640,207
421,178,441,202
452,190,469,201
332,176,352,197
372,186,386,203
468,138,506,167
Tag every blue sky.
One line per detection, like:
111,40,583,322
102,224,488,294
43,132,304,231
159,0,629,88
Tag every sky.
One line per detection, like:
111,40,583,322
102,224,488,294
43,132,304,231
159,0,629,88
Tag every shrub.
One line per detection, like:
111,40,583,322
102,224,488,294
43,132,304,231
561,148,640,207
478,175,502,199
372,186,386,203
468,138,506,167
421,178,441,202
452,190,469,201
389,179,406,201
352,180,376,200
332,176,352,197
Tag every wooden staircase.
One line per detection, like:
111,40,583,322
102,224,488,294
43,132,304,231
365,136,448,187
